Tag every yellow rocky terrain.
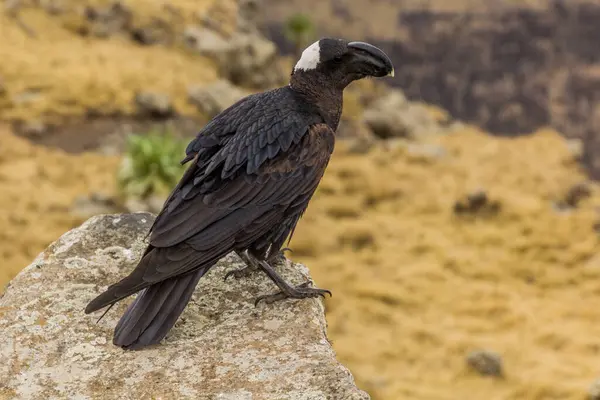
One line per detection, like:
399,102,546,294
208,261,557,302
2,1,600,400
0,125,118,289
0,0,225,123
2,124,600,400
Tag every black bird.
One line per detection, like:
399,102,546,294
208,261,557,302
85,38,394,350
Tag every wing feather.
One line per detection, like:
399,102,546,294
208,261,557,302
87,88,333,312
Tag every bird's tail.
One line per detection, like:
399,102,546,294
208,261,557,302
112,267,207,350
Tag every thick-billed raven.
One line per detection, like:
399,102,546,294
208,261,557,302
85,38,394,350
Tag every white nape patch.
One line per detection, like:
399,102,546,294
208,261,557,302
294,41,321,72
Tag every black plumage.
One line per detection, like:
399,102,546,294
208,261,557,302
85,38,394,350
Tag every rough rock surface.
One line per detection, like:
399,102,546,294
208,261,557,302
0,213,368,400
186,26,284,89
133,91,174,118
188,79,247,118
363,89,446,139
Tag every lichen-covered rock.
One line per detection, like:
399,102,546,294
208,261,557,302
0,213,369,400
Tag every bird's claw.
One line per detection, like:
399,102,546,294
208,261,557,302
280,247,293,255
254,281,332,306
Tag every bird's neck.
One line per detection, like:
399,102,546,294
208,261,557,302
289,73,344,130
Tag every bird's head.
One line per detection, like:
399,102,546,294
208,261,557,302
290,38,394,90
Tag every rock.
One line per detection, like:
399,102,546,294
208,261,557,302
134,91,174,118
337,118,374,141
562,182,592,209
18,119,48,138
589,379,600,400
188,80,247,118
40,0,65,15
0,213,369,399
83,1,132,38
186,26,283,89
363,89,444,139
71,192,121,219
12,89,43,105
130,23,171,46
466,350,504,378
566,138,583,161
337,119,377,154
454,190,501,217
237,0,260,33
223,33,284,88
404,142,447,162
183,26,226,51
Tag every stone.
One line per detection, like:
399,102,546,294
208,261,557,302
83,1,132,38
18,119,48,138
404,142,447,162
188,80,247,118
363,89,444,139
454,190,501,217
563,182,592,208
183,26,227,52
134,91,174,118
130,23,170,46
71,192,122,219
466,350,504,378
566,138,583,161
185,26,284,89
223,33,283,89
237,0,260,33
40,0,65,15
0,213,369,400
589,379,600,400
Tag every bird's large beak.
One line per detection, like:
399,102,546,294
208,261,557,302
347,41,394,78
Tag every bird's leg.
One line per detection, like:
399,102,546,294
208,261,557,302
253,259,332,306
224,250,260,281
267,247,293,265
225,247,293,281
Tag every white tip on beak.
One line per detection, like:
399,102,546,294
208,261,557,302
388,68,395,77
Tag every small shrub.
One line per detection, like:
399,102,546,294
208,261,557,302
116,130,187,200
284,13,316,58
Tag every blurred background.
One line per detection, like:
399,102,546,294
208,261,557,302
1,0,600,399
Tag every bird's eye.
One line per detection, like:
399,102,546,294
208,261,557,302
333,56,343,63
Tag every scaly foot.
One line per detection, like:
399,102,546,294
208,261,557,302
268,247,293,265
255,281,332,306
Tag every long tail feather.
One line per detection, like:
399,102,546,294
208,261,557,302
112,267,207,350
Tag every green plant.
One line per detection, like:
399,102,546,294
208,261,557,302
116,130,188,199
284,13,316,58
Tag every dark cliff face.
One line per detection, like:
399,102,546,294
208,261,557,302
258,0,600,178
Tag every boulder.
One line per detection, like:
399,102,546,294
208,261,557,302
185,26,284,89
466,350,504,378
0,213,369,400
363,89,445,139
188,79,247,118
589,379,600,400
82,1,133,38
133,91,174,118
